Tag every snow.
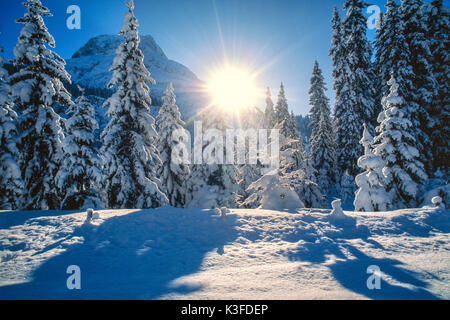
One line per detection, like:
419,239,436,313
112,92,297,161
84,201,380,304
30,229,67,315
0,206,448,300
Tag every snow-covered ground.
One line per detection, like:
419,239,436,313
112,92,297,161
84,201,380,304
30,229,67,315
0,206,448,300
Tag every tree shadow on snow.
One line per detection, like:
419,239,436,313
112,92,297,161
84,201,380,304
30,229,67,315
0,210,83,229
329,245,439,300
0,207,238,300
285,216,441,300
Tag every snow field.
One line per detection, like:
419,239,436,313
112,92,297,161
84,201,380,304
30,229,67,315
0,206,448,299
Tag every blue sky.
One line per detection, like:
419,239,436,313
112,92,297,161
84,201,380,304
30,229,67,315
0,0,446,115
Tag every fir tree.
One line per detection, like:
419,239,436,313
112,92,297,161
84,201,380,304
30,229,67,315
156,82,190,207
101,0,168,209
374,76,428,208
330,7,346,100
375,0,414,100
342,0,377,131
331,6,361,179
354,124,391,212
426,0,449,172
287,110,299,139
375,0,428,182
56,88,103,209
186,107,241,208
264,87,276,129
10,0,72,210
275,83,291,138
400,0,438,175
0,47,23,209
308,61,336,191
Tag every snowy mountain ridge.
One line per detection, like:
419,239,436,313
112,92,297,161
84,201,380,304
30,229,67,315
66,34,207,118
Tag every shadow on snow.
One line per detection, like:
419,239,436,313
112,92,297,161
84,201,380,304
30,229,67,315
0,207,238,300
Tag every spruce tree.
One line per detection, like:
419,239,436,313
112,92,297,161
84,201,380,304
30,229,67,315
375,0,414,99
10,0,72,210
374,76,427,208
0,47,23,210
156,82,190,207
308,61,336,191
400,0,438,175
186,107,241,208
56,88,102,209
287,110,299,139
354,124,391,212
331,6,361,179
275,83,291,138
342,0,377,132
264,87,277,129
426,0,449,172
101,0,168,209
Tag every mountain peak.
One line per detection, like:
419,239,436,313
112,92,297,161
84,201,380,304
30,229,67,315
67,34,206,118
72,34,168,60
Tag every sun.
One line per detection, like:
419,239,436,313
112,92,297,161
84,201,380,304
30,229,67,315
207,66,260,112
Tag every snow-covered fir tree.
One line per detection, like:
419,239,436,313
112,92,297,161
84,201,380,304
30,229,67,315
56,88,103,209
330,7,346,103
354,124,391,212
275,83,291,138
282,169,325,209
400,0,438,175
9,0,71,210
0,47,23,210
287,110,299,139
308,61,336,191
100,0,168,209
302,151,318,184
330,6,361,180
156,82,190,208
264,87,277,129
426,0,449,172
241,169,305,210
235,106,266,192
342,0,377,131
374,76,428,209
186,107,241,208
375,0,412,99
374,0,429,184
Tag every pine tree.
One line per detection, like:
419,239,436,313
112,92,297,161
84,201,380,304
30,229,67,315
426,0,449,172
400,0,438,175
0,47,23,210
264,87,277,129
374,76,427,208
331,6,361,179
10,0,72,210
56,88,102,209
308,61,336,191
354,124,391,212
156,82,190,207
101,0,168,209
